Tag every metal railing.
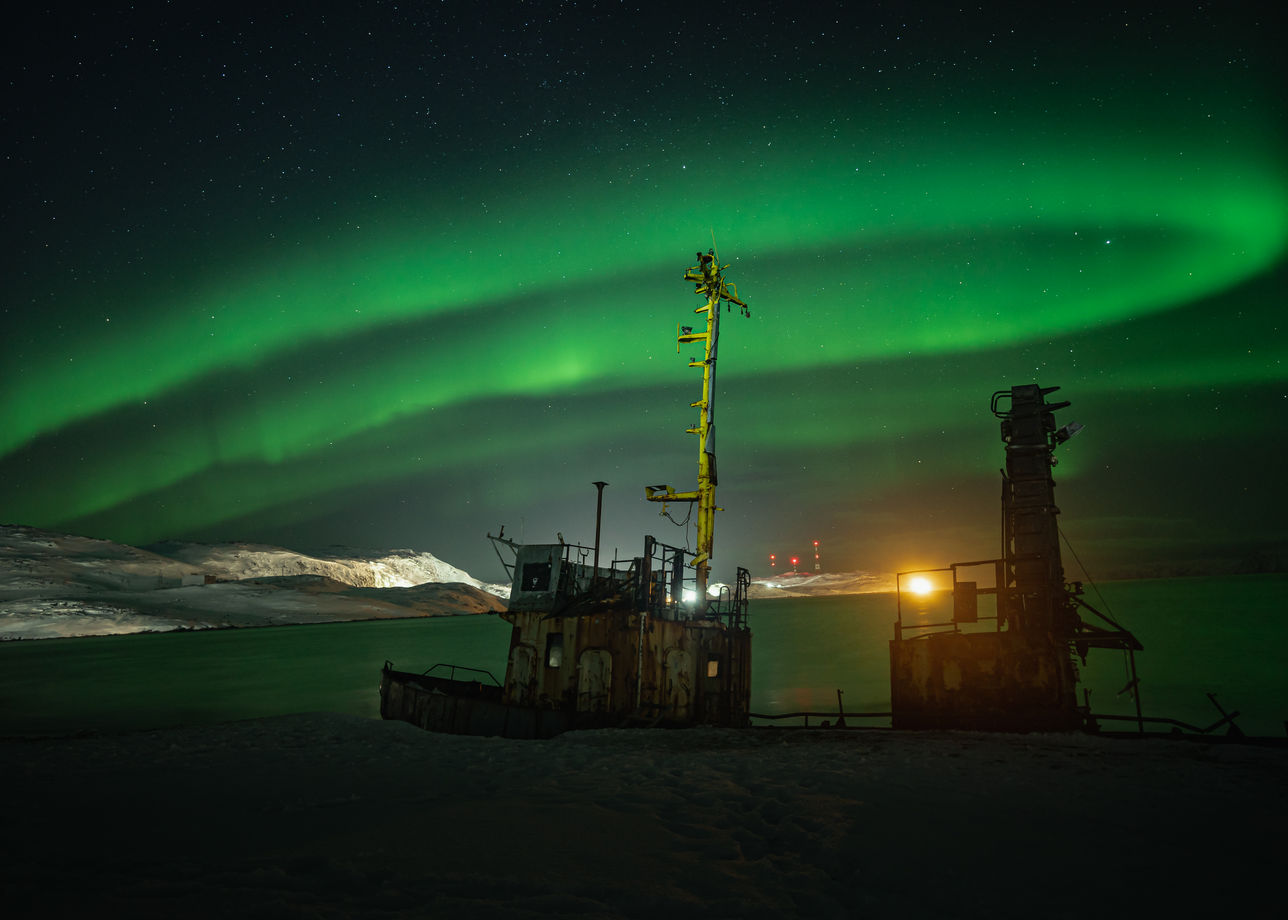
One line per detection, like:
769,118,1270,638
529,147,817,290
416,662,503,687
750,710,892,727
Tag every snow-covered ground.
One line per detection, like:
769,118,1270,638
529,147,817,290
3,712,1282,918
0,524,507,639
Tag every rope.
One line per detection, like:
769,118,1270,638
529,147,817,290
1058,524,1117,622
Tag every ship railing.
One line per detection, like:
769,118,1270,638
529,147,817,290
632,539,749,628
702,566,751,629
415,662,503,686
538,541,641,614
750,710,892,728
893,560,1005,640
509,535,750,628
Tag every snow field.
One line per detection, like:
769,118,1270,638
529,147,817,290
4,713,1283,919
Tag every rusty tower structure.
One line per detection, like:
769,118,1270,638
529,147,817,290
889,383,1142,731
996,384,1082,639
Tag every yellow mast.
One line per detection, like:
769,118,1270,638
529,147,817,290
646,248,749,603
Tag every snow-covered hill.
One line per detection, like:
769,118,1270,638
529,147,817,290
145,539,509,595
0,525,508,640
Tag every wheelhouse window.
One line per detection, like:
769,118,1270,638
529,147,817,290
522,561,552,592
706,655,721,678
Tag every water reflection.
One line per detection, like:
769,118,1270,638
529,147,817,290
751,594,898,721
1,576,1283,736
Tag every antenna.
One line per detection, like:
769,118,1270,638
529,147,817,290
647,246,750,598
710,228,720,263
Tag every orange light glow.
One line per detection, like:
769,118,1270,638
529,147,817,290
907,576,933,596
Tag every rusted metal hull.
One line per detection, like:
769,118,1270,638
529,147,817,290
889,631,1080,731
379,607,752,739
379,666,580,739
501,609,751,728
380,536,753,738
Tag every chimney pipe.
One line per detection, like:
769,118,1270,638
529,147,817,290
592,481,609,573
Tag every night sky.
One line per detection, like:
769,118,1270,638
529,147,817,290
4,2,1285,585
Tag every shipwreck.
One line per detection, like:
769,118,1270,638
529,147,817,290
380,249,753,738
888,384,1144,732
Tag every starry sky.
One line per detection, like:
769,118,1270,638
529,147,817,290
4,2,1285,585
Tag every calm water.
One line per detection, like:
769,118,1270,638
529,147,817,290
1,575,1284,737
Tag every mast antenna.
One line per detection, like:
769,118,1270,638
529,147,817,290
644,246,750,602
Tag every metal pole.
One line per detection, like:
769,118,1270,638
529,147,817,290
592,481,608,573
1129,647,1144,734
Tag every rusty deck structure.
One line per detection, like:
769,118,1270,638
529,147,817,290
381,536,751,738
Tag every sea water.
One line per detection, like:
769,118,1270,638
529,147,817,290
1,575,1283,737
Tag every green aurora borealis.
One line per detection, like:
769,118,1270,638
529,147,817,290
4,3,1285,581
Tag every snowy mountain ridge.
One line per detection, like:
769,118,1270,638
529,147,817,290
144,538,509,596
0,524,508,640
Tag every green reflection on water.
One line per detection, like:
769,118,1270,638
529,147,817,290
0,615,512,736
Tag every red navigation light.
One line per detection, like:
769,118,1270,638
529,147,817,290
790,556,799,567
813,540,819,547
